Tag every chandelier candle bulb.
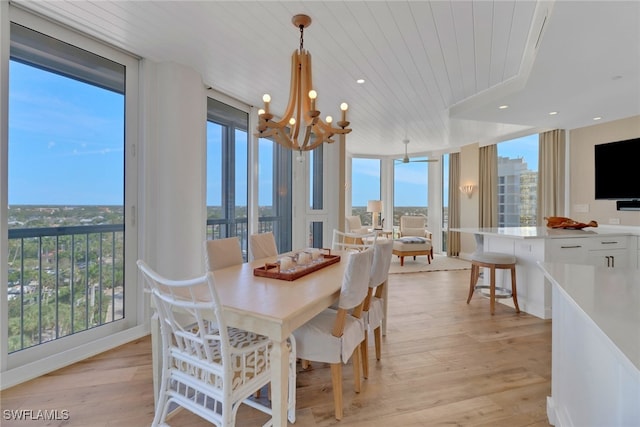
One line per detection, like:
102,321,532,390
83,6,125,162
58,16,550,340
262,94,271,115
309,90,317,111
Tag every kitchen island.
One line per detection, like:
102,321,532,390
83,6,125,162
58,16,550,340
538,262,639,427
451,226,639,319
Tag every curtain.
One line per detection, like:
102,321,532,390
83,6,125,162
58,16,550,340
447,153,461,256
537,129,566,224
478,144,498,227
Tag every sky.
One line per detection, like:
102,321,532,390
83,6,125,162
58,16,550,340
9,61,124,205
9,59,538,208
351,132,539,207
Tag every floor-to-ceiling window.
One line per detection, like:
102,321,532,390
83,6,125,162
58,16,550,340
207,98,292,256
442,153,450,252
206,98,249,257
393,158,428,227
308,146,324,247
258,137,292,253
351,158,381,227
6,20,138,359
497,134,539,226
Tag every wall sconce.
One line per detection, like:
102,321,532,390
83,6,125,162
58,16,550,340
367,200,383,229
459,184,475,198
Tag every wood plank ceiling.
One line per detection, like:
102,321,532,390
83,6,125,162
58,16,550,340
11,1,640,157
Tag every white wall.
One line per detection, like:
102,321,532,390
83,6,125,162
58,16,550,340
569,115,640,226
139,60,207,279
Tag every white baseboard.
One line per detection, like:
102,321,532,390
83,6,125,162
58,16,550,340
547,396,557,426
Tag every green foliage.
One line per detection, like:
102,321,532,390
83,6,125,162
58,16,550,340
7,205,125,353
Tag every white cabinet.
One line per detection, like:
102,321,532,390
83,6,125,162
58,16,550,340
541,263,640,427
546,238,588,263
588,249,629,268
547,236,630,269
587,236,629,268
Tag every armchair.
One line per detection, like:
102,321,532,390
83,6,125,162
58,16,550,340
393,215,433,265
399,215,432,241
345,215,370,234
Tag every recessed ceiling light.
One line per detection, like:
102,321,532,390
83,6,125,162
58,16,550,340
593,116,602,121
549,111,558,115
356,78,365,84
498,105,509,109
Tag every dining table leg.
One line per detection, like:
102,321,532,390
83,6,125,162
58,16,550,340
271,338,290,427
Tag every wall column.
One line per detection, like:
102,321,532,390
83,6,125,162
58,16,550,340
140,61,206,278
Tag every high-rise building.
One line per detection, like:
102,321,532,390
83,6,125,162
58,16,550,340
498,156,538,227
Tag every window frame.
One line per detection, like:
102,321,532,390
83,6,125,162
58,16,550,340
206,97,292,257
3,8,140,374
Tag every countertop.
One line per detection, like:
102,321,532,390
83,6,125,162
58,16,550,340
538,262,640,371
450,226,635,239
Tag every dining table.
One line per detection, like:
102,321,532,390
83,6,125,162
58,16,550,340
149,250,352,427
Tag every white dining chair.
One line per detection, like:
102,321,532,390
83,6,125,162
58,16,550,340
292,248,373,420
203,239,297,423
138,260,290,427
331,229,378,252
204,237,244,271
249,232,278,261
361,238,394,378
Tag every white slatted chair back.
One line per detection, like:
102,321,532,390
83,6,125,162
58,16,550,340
332,229,377,252
137,260,276,427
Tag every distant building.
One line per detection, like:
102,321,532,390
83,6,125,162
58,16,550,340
498,156,538,227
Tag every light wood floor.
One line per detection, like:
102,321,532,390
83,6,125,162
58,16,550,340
1,269,552,427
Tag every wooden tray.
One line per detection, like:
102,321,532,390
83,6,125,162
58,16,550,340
253,251,340,281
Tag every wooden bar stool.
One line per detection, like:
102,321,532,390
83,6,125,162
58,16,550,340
467,252,520,315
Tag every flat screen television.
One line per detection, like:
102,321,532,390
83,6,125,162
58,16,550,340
594,137,640,200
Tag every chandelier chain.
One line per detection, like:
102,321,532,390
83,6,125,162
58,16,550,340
299,25,304,51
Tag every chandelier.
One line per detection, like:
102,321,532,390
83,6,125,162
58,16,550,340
256,14,352,152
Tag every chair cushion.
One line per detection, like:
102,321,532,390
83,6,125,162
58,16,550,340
292,309,365,364
401,227,427,237
175,326,271,392
471,251,516,265
397,236,428,244
393,238,432,252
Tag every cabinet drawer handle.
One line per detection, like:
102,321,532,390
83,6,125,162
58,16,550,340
560,245,582,249
600,241,618,245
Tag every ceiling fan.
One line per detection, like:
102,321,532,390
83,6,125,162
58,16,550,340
395,139,438,164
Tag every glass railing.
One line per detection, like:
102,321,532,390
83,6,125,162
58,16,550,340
7,224,124,353
8,218,287,352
